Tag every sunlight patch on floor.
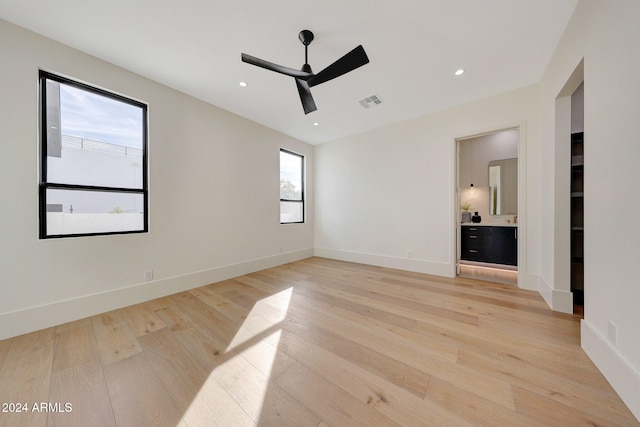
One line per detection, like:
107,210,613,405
182,287,293,424
225,287,293,353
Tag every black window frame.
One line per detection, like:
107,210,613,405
38,70,149,239
279,148,305,224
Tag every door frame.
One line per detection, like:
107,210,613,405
452,122,528,288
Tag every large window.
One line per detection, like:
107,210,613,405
280,149,304,224
39,71,148,238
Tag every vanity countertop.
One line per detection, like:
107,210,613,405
461,222,517,227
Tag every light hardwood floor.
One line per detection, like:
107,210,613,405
0,257,637,426
458,263,518,285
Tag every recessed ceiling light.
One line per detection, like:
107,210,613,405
455,69,465,76
313,122,319,126
239,81,248,87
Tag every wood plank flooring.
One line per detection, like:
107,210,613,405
458,263,518,285
0,257,637,426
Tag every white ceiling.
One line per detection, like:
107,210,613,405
0,0,577,145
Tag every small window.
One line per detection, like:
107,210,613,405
39,71,148,238
280,149,304,224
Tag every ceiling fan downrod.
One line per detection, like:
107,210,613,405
299,30,314,73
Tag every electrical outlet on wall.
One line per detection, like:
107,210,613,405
144,270,154,282
407,250,413,258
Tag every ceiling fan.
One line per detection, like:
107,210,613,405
241,30,369,114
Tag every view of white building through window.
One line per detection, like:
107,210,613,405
279,149,304,223
40,72,148,237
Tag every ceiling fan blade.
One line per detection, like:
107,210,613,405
295,79,317,114
241,53,313,80
307,45,369,88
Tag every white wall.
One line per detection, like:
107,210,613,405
571,82,585,133
538,0,640,419
314,85,540,284
0,19,314,340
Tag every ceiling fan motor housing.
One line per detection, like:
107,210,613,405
298,30,314,46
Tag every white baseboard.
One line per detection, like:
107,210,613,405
581,320,640,422
0,248,313,341
537,275,573,313
517,272,538,291
314,247,454,278
537,275,553,306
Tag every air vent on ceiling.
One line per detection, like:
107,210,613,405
359,94,383,109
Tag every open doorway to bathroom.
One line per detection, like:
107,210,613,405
456,128,519,285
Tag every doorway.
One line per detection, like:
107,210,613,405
570,82,584,312
456,128,520,285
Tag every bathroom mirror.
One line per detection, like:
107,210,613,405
488,158,517,215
